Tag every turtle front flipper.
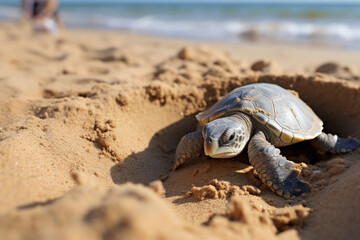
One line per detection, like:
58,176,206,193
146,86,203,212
310,132,359,154
174,131,204,170
248,131,311,198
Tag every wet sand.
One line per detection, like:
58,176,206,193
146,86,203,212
0,22,359,240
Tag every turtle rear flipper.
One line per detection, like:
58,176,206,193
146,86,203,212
248,131,311,198
174,131,203,170
310,132,359,154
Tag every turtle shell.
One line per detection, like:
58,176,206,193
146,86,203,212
196,83,323,144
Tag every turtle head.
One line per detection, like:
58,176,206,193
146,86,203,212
202,116,251,158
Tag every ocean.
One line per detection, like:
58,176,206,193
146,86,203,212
1,2,360,48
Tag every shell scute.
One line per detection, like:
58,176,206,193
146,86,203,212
256,84,282,99
273,98,302,132
252,112,269,125
253,95,275,117
283,96,316,132
280,128,294,143
266,119,282,137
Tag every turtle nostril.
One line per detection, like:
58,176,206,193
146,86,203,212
206,137,213,144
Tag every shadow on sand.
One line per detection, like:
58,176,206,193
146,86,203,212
110,114,198,185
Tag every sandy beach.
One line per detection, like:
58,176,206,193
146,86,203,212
0,21,359,240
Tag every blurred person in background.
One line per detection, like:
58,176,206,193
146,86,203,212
21,0,63,33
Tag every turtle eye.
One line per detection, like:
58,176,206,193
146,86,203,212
222,129,235,144
229,132,235,141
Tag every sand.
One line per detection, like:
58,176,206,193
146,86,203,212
0,22,359,240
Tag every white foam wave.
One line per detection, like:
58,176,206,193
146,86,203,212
98,16,360,45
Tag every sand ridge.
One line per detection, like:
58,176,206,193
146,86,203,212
0,22,359,240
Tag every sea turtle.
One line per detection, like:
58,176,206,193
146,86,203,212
174,83,359,198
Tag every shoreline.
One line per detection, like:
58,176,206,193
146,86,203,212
2,21,360,76
2,2,360,49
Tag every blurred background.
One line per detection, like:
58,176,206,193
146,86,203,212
1,0,360,48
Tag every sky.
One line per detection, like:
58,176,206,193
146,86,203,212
62,0,360,2
59,0,360,3
1,0,360,3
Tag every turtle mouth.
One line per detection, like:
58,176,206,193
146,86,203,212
205,146,238,158
206,151,238,159
204,141,239,158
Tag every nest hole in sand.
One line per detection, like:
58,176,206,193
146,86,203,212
110,75,360,191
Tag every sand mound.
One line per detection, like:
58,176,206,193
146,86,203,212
186,179,261,200
315,62,359,81
0,184,296,240
251,60,282,74
0,23,359,240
